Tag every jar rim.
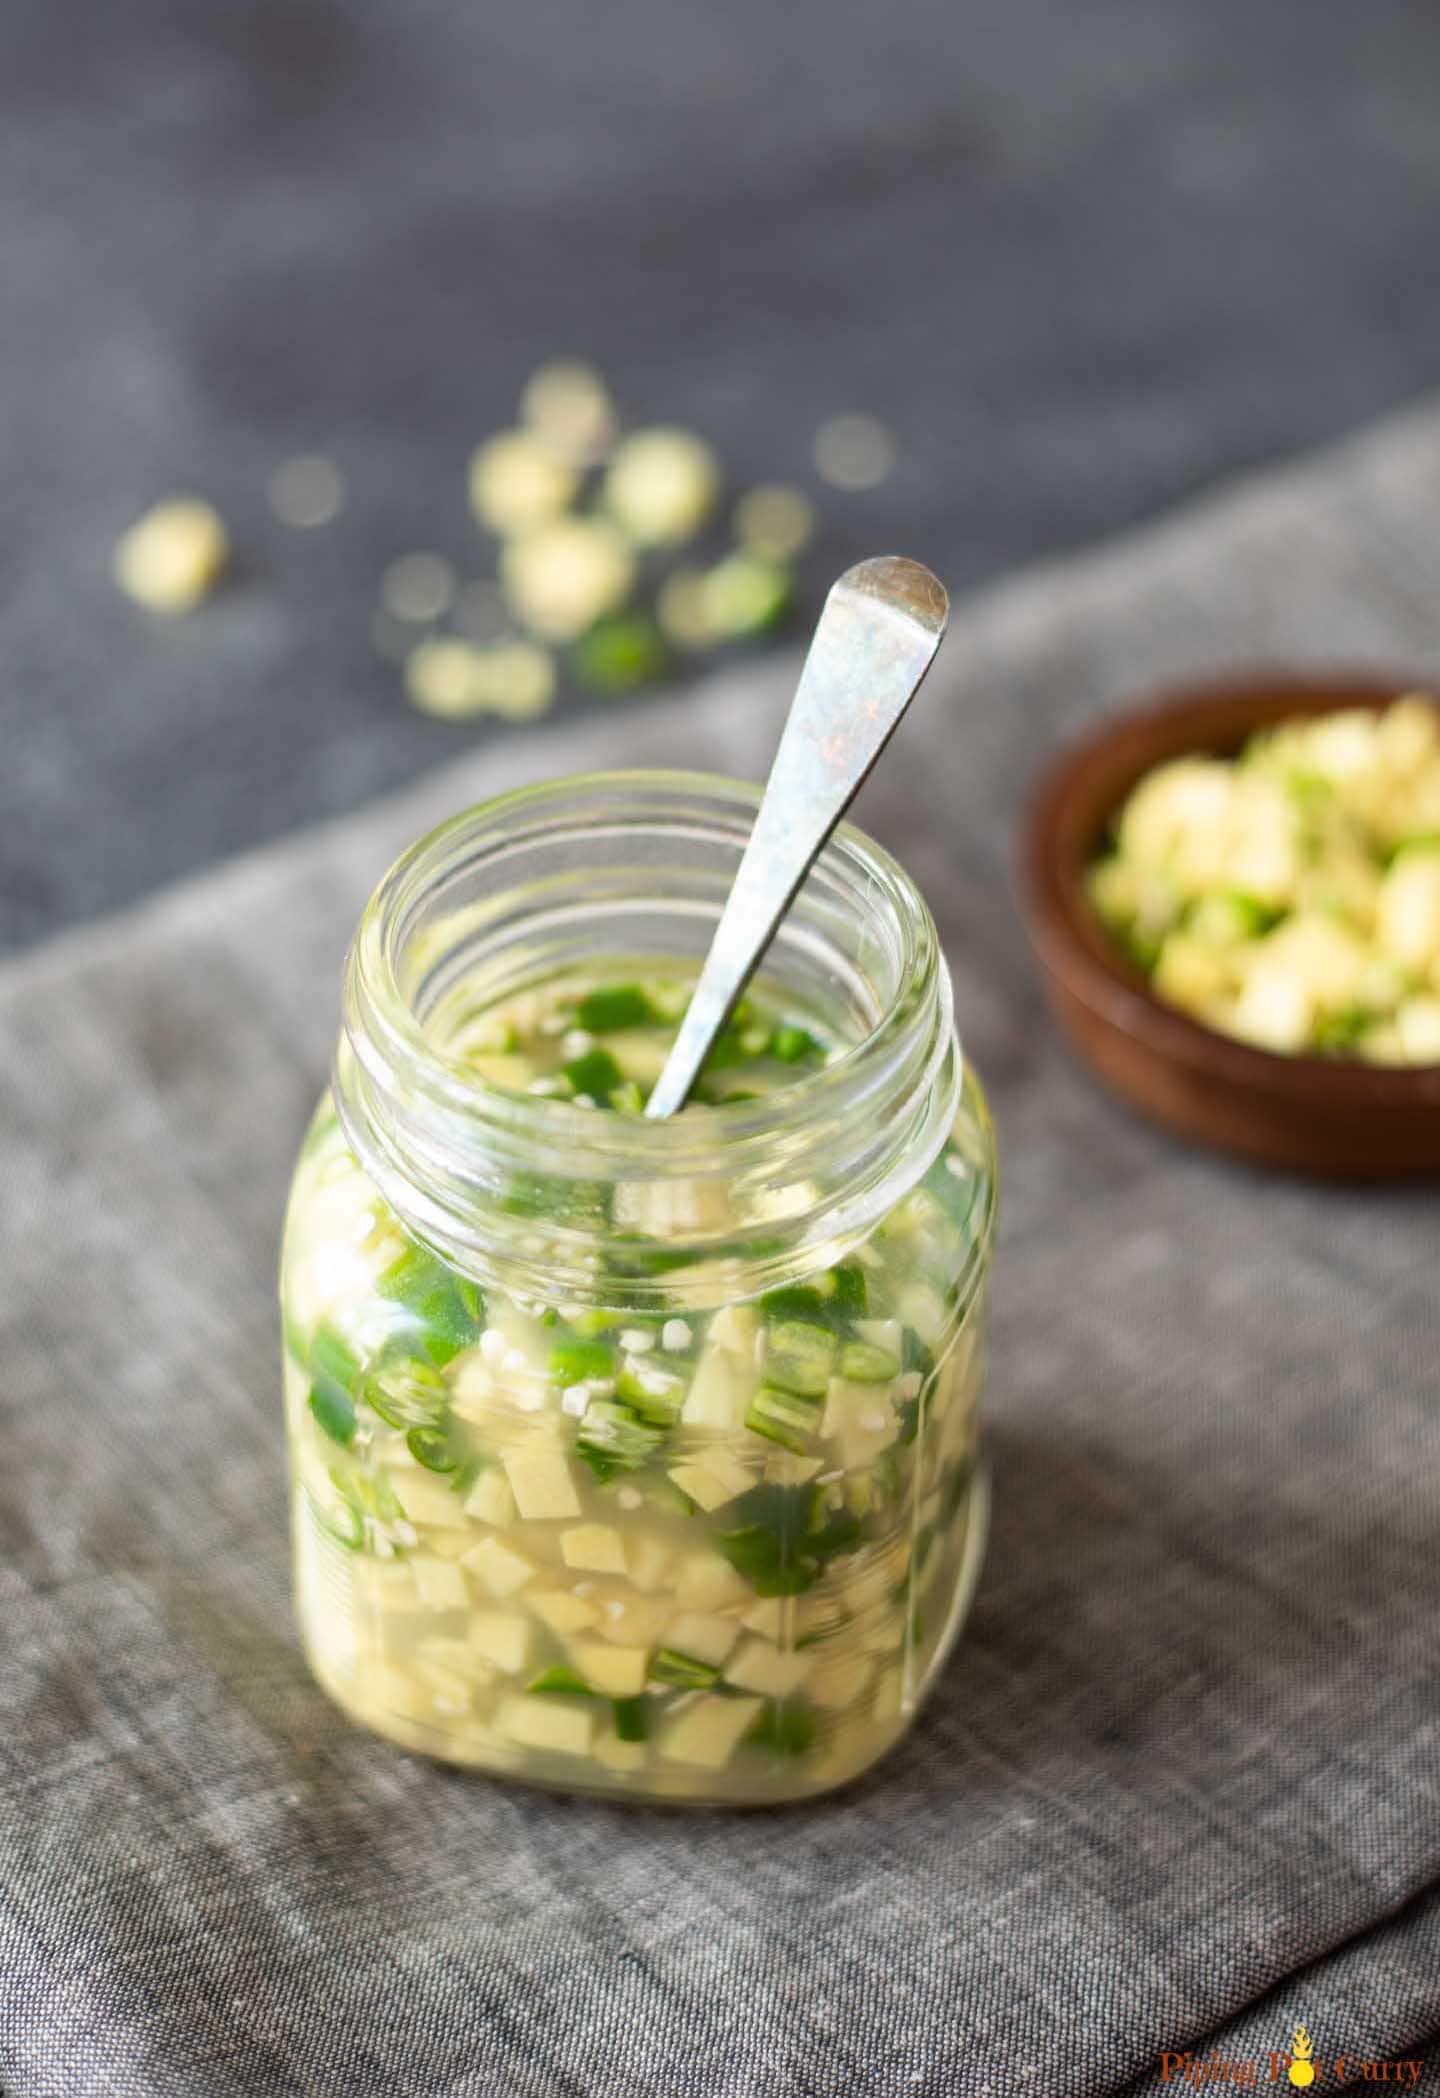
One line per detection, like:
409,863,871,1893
335,770,966,1306
353,768,949,1155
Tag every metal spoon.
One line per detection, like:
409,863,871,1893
645,555,949,1119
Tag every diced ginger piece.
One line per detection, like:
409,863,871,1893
469,430,578,534
1397,996,1440,1063
568,1640,648,1697
300,1588,358,1672
591,1728,648,1774
468,1611,534,1674
665,1612,739,1669
753,1177,819,1226
488,1301,556,1371
853,1318,902,1359
762,1450,825,1486
411,1555,469,1612
417,1635,474,1671
741,1598,792,1642
560,1523,628,1575
604,428,719,547
1153,935,1230,1021
668,1449,753,1511
658,1694,763,1770
465,1050,545,1092
1259,913,1369,1008
674,1552,749,1611
797,1593,848,1642
461,1534,537,1599
503,1442,582,1521
1378,694,1439,771
1357,1025,1408,1065
1122,761,1300,906
872,1666,905,1722
808,1650,875,1710
496,1694,594,1756
1305,707,1383,782
355,1660,437,1726
624,1535,674,1593
450,1350,495,1418
349,1558,416,1614
680,1347,752,1429
114,498,229,612
529,1589,601,1636
842,1558,898,1616
723,1637,814,1698
1352,953,1408,1014
500,517,634,643
1227,963,1312,1053
595,1596,673,1648
414,1659,473,1713
822,1379,899,1472
380,1613,429,1665
611,1175,734,1240
521,360,615,469
897,1282,950,1350
1378,851,1440,970
387,1471,470,1530
708,1303,759,1356
463,1468,517,1528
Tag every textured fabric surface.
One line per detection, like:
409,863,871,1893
9,0,1440,950
4,404,1440,2095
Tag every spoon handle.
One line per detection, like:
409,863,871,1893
644,556,949,1119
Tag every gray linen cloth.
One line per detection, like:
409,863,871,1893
4,403,1440,2097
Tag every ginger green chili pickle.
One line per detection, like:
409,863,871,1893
279,773,997,1803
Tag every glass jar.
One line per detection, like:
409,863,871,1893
279,772,998,1804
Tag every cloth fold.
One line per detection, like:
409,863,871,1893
4,400,1440,2097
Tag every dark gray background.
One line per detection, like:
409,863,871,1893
6,0,1440,950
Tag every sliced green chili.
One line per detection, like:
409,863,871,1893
562,1046,624,1101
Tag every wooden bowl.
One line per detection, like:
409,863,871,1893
1021,673,1440,1179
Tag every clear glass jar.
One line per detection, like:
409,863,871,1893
279,772,997,1804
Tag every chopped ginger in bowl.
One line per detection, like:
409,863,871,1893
1088,695,1440,1064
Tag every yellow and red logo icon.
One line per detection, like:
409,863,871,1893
1288,2028,1316,2089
